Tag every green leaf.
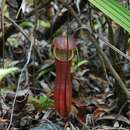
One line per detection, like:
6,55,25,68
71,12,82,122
28,95,54,111
35,61,54,80
37,20,51,29
52,28,64,38
89,0,130,33
4,3,9,17
74,59,88,71
39,95,54,109
0,67,19,81
7,37,19,47
128,38,130,43
20,21,34,28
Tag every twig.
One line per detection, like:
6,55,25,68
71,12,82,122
76,26,130,61
4,16,43,63
1,0,6,68
7,39,33,129
5,16,31,42
66,5,130,99
6,19,33,130
16,0,25,19
99,35,130,61
83,27,130,98
0,0,87,48
114,101,127,124
24,0,52,18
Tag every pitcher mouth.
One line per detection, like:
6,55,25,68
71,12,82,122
53,47,74,61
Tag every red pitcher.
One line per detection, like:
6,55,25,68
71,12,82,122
53,35,76,117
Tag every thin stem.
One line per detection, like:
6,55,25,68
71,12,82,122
5,16,31,43
5,16,33,130
65,5,130,99
1,0,6,68
7,38,34,130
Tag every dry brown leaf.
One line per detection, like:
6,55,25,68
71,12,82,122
0,117,8,123
93,107,106,119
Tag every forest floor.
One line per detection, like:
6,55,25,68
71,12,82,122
0,0,130,130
